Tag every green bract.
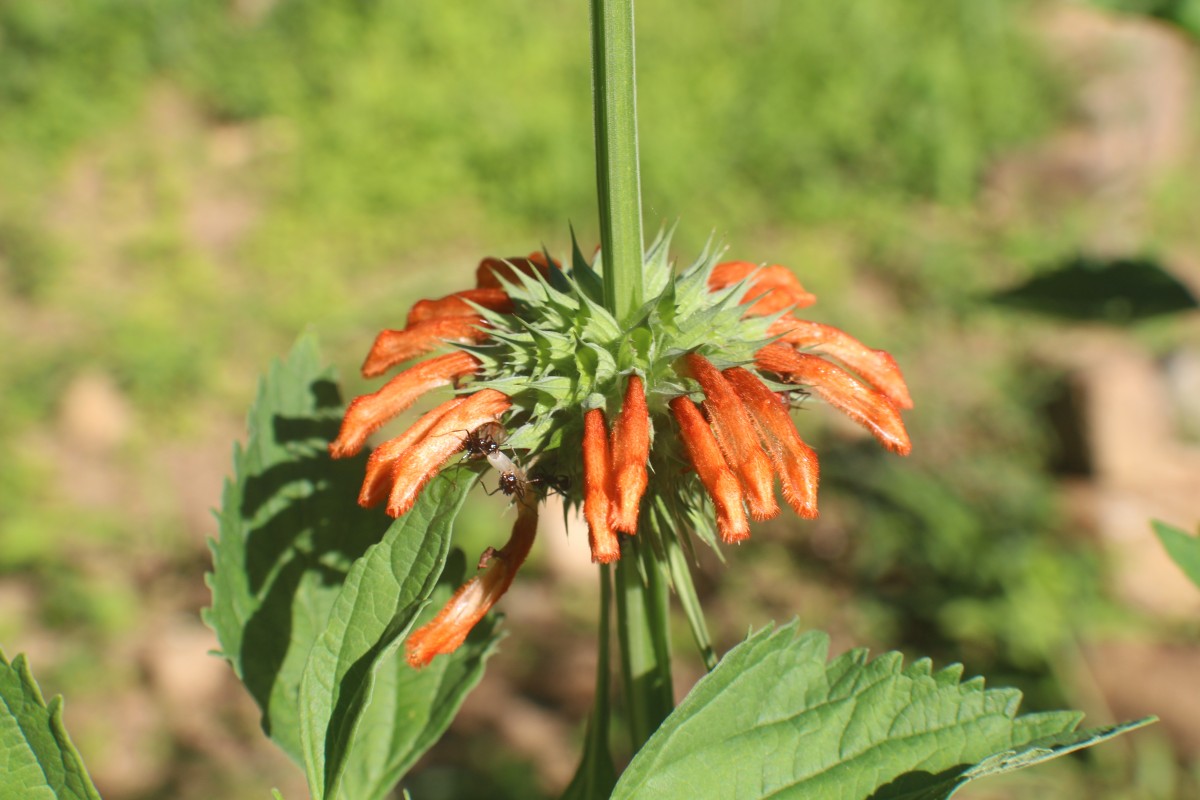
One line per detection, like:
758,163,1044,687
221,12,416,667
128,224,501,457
462,230,777,544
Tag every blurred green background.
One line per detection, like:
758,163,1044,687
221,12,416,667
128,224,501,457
2,0,1199,797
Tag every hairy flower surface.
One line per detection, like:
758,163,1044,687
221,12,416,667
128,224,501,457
331,234,912,665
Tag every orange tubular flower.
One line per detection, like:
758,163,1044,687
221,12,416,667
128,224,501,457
669,397,750,543
356,396,467,508
755,343,912,456
583,408,620,563
767,316,913,410
708,261,817,316
682,353,779,521
405,288,515,326
360,317,491,378
331,243,913,666
385,389,512,517
723,367,820,519
329,350,482,459
406,495,538,668
608,375,650,533
475,252,560,289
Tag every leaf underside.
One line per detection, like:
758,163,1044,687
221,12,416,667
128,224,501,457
613,623,1153,800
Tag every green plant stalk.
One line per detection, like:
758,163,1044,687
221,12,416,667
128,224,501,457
561,566,618,799
590,0,645,320
614,535,674,750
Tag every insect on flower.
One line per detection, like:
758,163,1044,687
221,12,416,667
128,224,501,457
460,421,509,462
329,239,914,666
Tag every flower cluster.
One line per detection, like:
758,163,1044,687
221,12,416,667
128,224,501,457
329,238,911,666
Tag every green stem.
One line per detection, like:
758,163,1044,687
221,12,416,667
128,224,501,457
614,536,674,751
590,0,645,320
561,566,617,800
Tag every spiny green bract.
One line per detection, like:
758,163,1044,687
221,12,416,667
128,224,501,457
466,228,775,453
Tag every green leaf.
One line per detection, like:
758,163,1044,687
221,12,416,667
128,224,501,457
613,624,1153,800
298,473,476,799
1153,520,1200,589
205,334,391,763
337,552,504,800
987,255,1198,324
0,651,101,800
204,333,391,762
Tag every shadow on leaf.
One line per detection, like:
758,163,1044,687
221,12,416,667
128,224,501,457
212,363,394,755
867,766,968,800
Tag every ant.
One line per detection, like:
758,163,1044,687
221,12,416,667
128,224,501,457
462,421,507,459
484,469,570,501
457,421,521,475
482,470,566,501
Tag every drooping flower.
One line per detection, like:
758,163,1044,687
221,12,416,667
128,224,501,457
329,236,912,666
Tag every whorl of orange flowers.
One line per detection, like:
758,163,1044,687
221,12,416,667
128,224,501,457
329,250,912,666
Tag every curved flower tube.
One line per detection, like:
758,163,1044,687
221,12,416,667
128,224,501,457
767,316,913,410
406,492,538,668
330,350,481,459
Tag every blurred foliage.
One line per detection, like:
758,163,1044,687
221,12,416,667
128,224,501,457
0,0,1194,798
988,255,1200,324
1087,0,1200,37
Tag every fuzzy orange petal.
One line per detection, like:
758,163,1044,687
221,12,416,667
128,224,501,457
405,288,515,326
755,344,912,456
406,497,538,667
708,261,817,316
475,252,561,289
767,316,912,409
583,408,620,563
357,397,467,508
723,367,819,519
682,354,779,520
608,375,650,533
670,397,750,543
329,351,481,459
360,318,490,378
385,389,513,517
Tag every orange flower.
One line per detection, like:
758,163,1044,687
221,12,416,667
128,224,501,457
329,350,481,459
475,252,560,289
331,248,913,666
767,316,913,410
360,317,491,378
608,375,651,534
406,493,538,668
708,261,817,316
669,396,750,543
583,408,620,563
681,353,779,521
723,367,819,519
406,288,515,326
755,343,911,456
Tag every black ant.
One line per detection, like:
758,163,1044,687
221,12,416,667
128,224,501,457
461,421,508,461
484,469,570,501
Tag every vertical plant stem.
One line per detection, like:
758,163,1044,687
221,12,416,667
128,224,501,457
591,0,645,320
561,566,617,799
614,536,674,750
